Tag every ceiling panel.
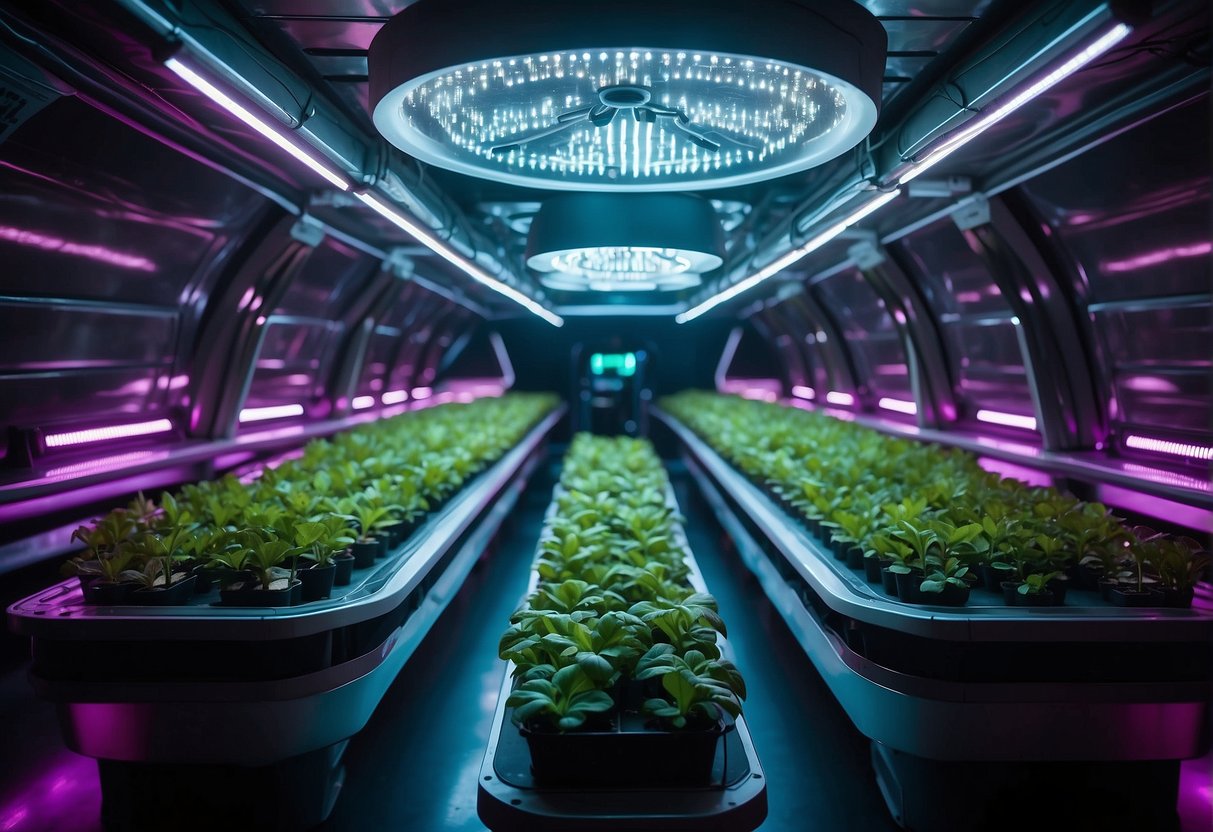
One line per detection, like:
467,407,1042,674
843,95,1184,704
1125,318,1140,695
271,18,383,51
881,17,973,53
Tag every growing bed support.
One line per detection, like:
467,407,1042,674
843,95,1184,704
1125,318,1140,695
7,406,564,832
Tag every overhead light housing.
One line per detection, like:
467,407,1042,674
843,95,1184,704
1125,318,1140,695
368,0,886,191
527,193,722,292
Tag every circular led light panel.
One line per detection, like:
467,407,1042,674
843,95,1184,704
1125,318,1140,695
526,193,723,292
369,0,886,191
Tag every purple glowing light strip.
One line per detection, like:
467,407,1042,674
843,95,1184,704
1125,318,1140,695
351,395,376,410
381,389,409,405
0,225,156,272
878,397,918,415
791,385,816,400
1125,434,1213,462
165,58,349,191
899,23,1133,184
44,418,173,449
411,387,433,401
825,391,855,407
238,403,304,423
976,409,1037,431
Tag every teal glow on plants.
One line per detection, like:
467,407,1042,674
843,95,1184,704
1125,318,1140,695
590,353,637,377
369,0,886,191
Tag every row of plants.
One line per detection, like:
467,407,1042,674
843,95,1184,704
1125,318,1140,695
62,394,559,607
498,434,747,788
661,391,1209,609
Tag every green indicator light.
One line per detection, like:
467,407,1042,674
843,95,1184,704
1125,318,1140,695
590,352,637,377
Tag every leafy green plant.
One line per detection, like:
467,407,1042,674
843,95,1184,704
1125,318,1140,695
506,665,614,731
1018,570,1061,596
920,556,970,594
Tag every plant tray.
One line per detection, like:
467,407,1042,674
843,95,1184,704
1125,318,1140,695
519,712,728,789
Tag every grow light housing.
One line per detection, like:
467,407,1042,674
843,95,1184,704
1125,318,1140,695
368,0,885,191
526,193,722,292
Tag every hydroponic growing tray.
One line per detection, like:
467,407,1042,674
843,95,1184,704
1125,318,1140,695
658,408,1210,831
5,407,563,831
477,476,767,832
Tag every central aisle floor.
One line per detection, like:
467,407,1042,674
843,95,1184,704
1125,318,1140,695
323,461,902,831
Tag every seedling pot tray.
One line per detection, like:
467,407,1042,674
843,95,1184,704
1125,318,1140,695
219,580,302,607
299,563,337,602
129,574,197,606
520,714,726,788
81,581,136,605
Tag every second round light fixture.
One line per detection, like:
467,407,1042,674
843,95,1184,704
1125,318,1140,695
526,194,723,293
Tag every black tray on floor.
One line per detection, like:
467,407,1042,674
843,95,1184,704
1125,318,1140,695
477,669,767,831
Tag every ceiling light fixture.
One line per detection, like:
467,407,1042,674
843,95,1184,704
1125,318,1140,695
368,0,885,191
897,23,1132,185
676,188,900,323
526,193,722,292
355,191,563,326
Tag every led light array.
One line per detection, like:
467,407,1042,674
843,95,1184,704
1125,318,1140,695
1125,434,1213,462
44,419,174,449
398,50,848,188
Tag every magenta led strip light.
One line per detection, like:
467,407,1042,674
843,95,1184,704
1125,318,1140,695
1125,434,1213,462
44,419,174,449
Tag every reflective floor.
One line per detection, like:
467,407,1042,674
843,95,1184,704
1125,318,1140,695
0,462,1209,832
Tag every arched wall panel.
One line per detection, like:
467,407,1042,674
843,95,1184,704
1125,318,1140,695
889,216,1033,424
811,268,911,406
1017,94,1211,455
0,94,269,447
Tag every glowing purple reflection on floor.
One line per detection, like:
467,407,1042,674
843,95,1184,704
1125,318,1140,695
0,751,99,832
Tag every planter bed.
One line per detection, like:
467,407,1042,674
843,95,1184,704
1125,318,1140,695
7,403,564,832
658,407,1211,832
478,435,766,831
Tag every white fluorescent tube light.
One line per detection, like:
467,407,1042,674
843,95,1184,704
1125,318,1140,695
825,391,855,407
381,389,409,405
976,409,1038,431
898,23,1132,184
165,58,350,191
239,403,305,423
878,396,918,415
677,189,901,323
354,192,564,327
791,385,816,400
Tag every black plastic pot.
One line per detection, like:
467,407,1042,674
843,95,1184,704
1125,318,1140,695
979,562,1015,593
191,567,213,594
893,569,925,604
219,580,302,607
916,581,970,607
845,545,865,570
384,520,415,549
298,563,337,602
1075,563,1104,590
129,574,197,606
1001,581,1062,607
1098,578,1120,602
880,565,900,597
350,540,381,568
333,553,355,586
830,536,848,560
1109,588,1155,607
1154,586,1195,609
81,581,136,605
863,555,887,583
520,716,724,788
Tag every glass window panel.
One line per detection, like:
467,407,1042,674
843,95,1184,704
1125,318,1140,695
891,218,1034,423
244,321,342,408
274,240,377,316
812,269,910,399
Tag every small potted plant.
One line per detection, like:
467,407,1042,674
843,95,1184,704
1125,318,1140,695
916,556,971,607
64,513,142,604
1108,533,1158,608
218,531,300,606
1151,536,1210,608
1003,570,1064,607
340,497,392,568
126,528,198,605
